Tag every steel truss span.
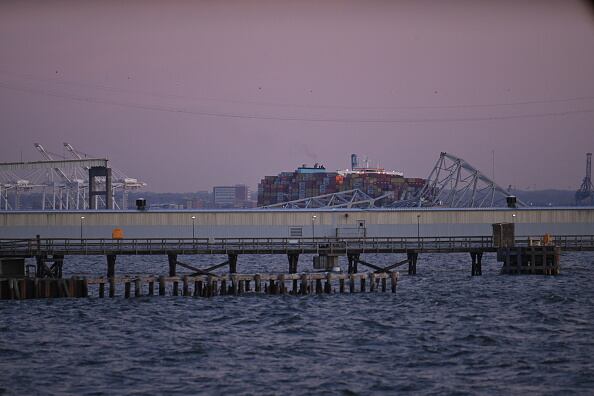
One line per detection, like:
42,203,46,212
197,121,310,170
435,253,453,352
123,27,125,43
393,152,526,208
260,189,394,209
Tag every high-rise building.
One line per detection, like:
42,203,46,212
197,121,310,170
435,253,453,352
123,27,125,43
213,185,251,208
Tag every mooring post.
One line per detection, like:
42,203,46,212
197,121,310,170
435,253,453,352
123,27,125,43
476,252,483,275
228,253,238,274
168,253,177,277
106,254,117,278
470,252,477,276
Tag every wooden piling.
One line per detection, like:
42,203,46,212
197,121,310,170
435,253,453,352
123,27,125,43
255,274,262,293
158,276,166,296
99,282,105,298
82,278,89,297
109,277,115,297
391,272,398,293
381,276,386,292
349,274,355,293
360,276,366,293
183,276,190,297
172,281,179,296
370,273,376,292
278,274,286,295
300,274,308,295
124,280,131,298
194,280,202,296
315,278,323,294
148,281,154,296
135,278,142,297
325,273,332,294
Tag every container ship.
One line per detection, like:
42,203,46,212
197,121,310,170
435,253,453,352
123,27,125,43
257,154,425,207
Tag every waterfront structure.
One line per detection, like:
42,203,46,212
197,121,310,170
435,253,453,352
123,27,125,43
1,207,592,239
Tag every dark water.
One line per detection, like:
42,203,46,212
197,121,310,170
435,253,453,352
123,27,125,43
2,252,594,395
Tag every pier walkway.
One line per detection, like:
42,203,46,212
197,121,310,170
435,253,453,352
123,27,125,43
1,235,594,257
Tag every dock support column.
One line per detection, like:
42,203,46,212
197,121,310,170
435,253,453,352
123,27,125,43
168,253,177,277
407,252,418,275
347,254,359,273
107,255,117,278
287,253,299,273
471,252,484,276
228,254,238,274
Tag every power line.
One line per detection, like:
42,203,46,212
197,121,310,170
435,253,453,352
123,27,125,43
2,69,594,111
1,82,594,124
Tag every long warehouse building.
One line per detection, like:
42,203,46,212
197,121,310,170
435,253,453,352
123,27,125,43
1,208,593,239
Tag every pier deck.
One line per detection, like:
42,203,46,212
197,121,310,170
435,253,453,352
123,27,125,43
1,235,594,257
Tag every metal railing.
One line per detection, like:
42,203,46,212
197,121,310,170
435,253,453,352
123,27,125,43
1,235,593,256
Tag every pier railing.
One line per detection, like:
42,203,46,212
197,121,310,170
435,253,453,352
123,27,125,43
1,235,593,257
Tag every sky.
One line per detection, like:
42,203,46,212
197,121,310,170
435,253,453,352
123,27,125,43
1,0,593,192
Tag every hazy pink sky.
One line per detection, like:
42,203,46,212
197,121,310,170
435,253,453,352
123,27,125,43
1,1,593,192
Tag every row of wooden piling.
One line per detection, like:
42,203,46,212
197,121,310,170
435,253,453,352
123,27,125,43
0,272,398,300
0,276,88,300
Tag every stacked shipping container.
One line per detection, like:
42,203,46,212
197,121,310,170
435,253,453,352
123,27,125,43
257,163,426,206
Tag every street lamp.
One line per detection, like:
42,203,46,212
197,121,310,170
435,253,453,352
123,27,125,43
312,215,317,242
191,215,196,239
80,216,85,239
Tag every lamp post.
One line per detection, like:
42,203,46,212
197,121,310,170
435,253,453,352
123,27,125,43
191,215,196,239
80,216,85,240
312,215,317,243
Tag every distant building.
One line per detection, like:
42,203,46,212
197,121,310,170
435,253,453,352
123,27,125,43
257,155,426,207
213,185,251,208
